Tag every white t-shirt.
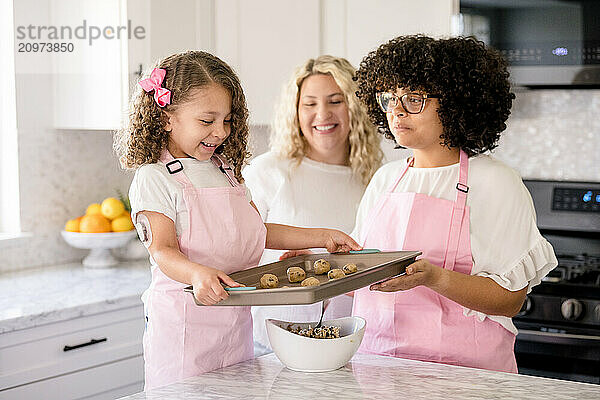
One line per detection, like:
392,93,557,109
244,151,366,263
351,154,557,335
129,157,252,236
243,151,367,354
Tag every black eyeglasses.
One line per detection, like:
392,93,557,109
376,92,440,114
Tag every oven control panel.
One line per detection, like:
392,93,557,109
515,294,600,326
552,187,600,212
524,180,600,233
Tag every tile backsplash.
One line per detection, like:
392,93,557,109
1,87,599,273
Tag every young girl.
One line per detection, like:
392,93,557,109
348,36,557,372
114,51,360,390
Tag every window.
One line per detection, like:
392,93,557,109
0,0,21,238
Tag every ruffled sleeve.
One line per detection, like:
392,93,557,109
475,236,557,293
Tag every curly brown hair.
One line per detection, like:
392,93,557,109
355,35,515,155
114,51,250,181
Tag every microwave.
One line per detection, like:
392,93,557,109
458,0,600,87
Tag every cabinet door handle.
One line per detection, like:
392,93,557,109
63,337,107,352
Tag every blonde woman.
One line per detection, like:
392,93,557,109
243,55,383,356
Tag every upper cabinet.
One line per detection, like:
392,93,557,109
212,0,321,125
47,0,456,129
50,0,130,130
212,0,457,125
342,0,457,67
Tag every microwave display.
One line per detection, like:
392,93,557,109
459,0,600,86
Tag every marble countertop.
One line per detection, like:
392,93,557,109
0,260,151,334
119,353,600,400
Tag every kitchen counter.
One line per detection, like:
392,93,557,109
119,353,600,400
0,260,151,334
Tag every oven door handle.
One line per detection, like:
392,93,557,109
517,329,600,345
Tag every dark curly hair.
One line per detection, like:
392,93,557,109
114,51,250,181
355,35,515,155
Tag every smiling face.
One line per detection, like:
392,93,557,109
385,87,444,153
165,83,232,161
297,74,350,165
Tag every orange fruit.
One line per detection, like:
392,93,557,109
86,203,102,215
111,214,134,232
79,214,111,233
101,197,125,220
65,216,83,232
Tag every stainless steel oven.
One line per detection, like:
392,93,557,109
458,0,600,87
515,180,600,383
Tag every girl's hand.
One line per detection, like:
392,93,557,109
279,249,313,260
369,259,445,292
321,229,362,253
190,265,242,306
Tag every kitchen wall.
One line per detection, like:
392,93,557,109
1,88,599,273
495,89,600,182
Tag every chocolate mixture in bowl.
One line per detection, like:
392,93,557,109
286,324,341,339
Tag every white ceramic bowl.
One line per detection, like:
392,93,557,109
266,316,366,372
61,230,137,268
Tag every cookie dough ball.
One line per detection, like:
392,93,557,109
313,259,331,275
327,268,346,280
342,263,358,274
260,273,279,289
301,277,320,286
286,266,306,283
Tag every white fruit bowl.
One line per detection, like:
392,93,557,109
266,316,366,372
61,230,137,268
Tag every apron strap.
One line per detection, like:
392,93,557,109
159,149,194,187
210,154,240,187
442,149,470,271
389,156,414,193
158,149,240,188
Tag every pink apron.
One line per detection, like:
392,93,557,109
142,150,267,390
352,150,517,373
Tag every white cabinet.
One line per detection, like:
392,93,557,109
0,305,145,400
50,0,130,130
335,0,457,67
212,0,321,125
211,0,456,125
45,0,457,129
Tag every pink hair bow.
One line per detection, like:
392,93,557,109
139,68,171,107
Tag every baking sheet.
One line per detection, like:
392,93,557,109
184,250,421,306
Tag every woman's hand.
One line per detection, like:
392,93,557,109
369,259,445,292
190,265,243,306
320,229,362,253
279,249,313,260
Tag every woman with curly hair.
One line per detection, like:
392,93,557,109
349,36,557,372
114,51,360,390
243,55,383,356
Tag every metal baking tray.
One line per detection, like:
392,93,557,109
184,250,421,306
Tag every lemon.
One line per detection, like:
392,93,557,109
79,214,111,233
65,216,83,232
101,197,125,220
86,203,102,215
111,214,134,232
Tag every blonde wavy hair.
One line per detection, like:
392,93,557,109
114,51,250,181
270,55,382,186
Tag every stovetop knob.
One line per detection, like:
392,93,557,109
560,298,583,320
517,296,532,316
